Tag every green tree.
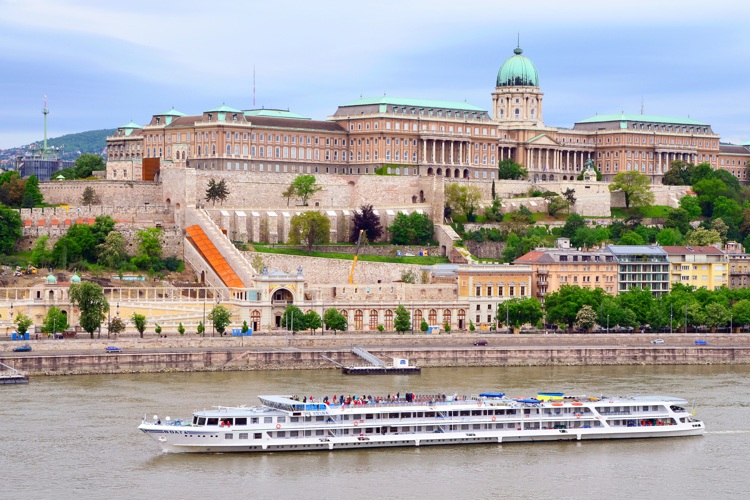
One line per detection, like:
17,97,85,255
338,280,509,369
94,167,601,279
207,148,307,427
324,308,347,333
0,171,26,207
544,285,605,329
445,183,483,221
281,184,296,207
69,281,109,339
131,312,147,338
197,321,205,336
135,227,163,260
208,305,232,336
547,195,570,216
241,320,250,334
389,212,434,245
689,162,713,185
30,235,53,268
561,214,586,239
154,323,162,336
109,317,126,337
664,208,692,235
98,232,128,269
22,175,44,208
15,312,33,336
618,231,645,245
74,153,106,178
288,211,330,252
468,320,475,332
205,178,230,206
394,305,411,334
288,174,322,206
0,203,22,255
678,195,702,219
655,228,683,246
562,188,576,206
731,299,750,327
351,204,383,242
281,305,306,333
608,171,655,208
575,304,598,332
502,298,543,332
704,302,729,329
420,318,429,332
685,227,721,246
497,159,527,180
304,310,322,334
80,186,101,206
178,322,186,335
41,306,69,336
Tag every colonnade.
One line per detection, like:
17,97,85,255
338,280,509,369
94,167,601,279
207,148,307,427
525,147,595,179
420,138,472,165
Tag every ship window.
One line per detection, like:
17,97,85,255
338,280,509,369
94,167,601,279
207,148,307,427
290,431,299,437
251,418,259,424
264,417,273,423
254,433,262,439
239,433,248,439
235,418,247,425
197,417,206,425
290,417,299,423
225,434,233,439
277,431,286,437
207,418,219,426
277,417,286,423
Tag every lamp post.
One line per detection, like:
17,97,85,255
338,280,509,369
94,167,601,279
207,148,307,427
505,301,510,334
606,314,610,334
202,298,206,338
670,304,673,335
730,314,733,334
685,305,688,334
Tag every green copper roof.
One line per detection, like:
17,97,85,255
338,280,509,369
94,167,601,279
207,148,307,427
206,104,243,113
158,108,187,117
496,46,539,87
244,109,311,120
120,121,142,129
340,96,485,112
577,114,708,126
740,141,750,147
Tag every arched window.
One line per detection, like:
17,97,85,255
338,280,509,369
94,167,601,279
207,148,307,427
413,309,423,330
369,310,379,330
428,309,437,325
384,310,394,330
515,108,520,118
443,309,452,327
354,310,363,330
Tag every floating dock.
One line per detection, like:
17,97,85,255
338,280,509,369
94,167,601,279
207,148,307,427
0,361,29,384
341,346,421,375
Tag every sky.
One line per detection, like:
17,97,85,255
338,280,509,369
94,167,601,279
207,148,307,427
2,0,750,149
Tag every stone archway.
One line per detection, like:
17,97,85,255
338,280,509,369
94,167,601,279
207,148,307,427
463,169,469,179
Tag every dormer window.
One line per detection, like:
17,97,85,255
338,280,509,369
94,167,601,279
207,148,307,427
155,117,160,125
207,114,213,121
232,114,238,121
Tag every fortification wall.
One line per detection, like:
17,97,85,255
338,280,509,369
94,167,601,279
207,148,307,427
39,180,162,206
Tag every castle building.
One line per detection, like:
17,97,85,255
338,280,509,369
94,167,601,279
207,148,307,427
106,45,750,186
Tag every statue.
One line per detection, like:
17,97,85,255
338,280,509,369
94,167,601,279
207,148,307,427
297,265,303,276
583,158,595,169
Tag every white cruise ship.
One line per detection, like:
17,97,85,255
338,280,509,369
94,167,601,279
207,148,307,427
139,392,705,453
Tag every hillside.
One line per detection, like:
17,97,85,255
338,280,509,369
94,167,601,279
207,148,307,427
30,128,115,155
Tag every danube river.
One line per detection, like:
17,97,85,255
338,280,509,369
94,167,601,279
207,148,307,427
2,365,748,499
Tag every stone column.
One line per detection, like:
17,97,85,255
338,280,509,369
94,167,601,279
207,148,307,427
266,211,278,244
431,141,436,163
441,140,445,164
235,211,247,242
280,212,291,243
326,210,338,242
459,142,463,165
250,211,261,242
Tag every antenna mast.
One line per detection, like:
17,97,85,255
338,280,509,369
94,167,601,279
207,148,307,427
43,95,49,158
253,66,256,108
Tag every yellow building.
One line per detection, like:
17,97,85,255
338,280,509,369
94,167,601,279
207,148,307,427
663,246,728,290
455,263,533,329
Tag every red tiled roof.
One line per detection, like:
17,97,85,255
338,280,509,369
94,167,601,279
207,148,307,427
185,225,245,288
662,245,724,255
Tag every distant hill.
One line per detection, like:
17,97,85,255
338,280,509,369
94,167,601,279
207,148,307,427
29,128,116,156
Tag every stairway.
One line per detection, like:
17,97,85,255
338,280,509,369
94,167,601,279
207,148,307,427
351,346,386,367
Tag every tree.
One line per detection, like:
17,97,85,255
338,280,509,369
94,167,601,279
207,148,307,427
561,214,586,239
22,175,44,208
608,171,655,208
205,178,230,206
69,282,109,339
547,195,570,216
420,318,429,332
80,186,101,206
394,305,411,334
304,310,322,334
544,285,605,329
491,180,496,200
468,320,475,332
704,302,729,329
74,153,106,178
41,306,69,336
685,227,721,246
15,312,33,336
281,305,306,333
287,174,322,206
281,184,296,207
288,211,330,252
135,227,163,265
575,305,598,332
208,305,232,336
109,317,126,337
662,161,693,186
731,299,750,327
178,322,186,335
401,270,417,284
656,228,683,246
154,323,162,336
241,320,250,334
0,203,22,255
351,204,383,242
445,184,483,221
562,188,576,206
30,235,53,268
664,208,692,235
98,232,128,269
324,308,347,333
389,212,434,245
618,231,645,245
497,159,527,180
197,321,205,336
502,298,543,332
131,312,147,338
678,195,702,219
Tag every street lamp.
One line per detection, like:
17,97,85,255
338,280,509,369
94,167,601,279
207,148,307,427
730,314,733,334
670,304,673,335
607,314,610,334
505,301,510,333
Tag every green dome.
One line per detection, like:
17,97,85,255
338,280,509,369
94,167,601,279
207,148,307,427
46,274,57,284
496,46,539,87
71,274,81,283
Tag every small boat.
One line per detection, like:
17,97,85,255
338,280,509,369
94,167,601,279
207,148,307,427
0,361,29,384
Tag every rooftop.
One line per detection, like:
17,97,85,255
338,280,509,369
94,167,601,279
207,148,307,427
662,246,725,256
338,96,486,112
606,245,667,256
576,114,708,126
244,109,310,120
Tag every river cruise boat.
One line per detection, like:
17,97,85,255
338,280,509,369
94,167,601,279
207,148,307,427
139,392,705,453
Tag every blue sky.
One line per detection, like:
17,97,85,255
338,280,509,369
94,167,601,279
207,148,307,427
2,0,750,149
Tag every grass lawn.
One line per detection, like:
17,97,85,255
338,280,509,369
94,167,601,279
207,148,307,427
253,246,449,265
611,206,671,219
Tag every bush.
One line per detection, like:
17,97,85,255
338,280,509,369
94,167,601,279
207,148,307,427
377,324,385,332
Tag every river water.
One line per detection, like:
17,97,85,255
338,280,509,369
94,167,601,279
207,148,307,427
2,365,748,499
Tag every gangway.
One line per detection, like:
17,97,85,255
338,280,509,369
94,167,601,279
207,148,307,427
351,346,386,367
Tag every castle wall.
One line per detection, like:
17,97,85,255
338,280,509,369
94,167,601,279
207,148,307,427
39,180,162,206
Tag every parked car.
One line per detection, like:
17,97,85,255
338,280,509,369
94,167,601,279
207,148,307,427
105,346,123,353
694,339,709,346
650,338,665,345
13,344,32,352
473,339,488,346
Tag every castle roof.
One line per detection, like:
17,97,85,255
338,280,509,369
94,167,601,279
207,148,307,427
496,46,539,87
